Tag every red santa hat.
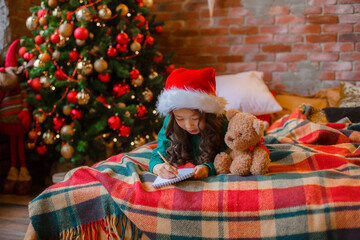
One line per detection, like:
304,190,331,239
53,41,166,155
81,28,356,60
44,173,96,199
5,39,20,68
156,67,227,116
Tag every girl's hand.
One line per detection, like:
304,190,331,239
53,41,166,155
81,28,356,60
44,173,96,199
193,165,209,179
153,163,178,179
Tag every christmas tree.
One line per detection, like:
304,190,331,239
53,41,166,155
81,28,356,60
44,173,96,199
19,0,174,166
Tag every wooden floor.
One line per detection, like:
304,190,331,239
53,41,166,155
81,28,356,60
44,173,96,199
0,190,43,240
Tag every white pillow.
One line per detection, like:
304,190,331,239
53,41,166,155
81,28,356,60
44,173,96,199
216,71,282,115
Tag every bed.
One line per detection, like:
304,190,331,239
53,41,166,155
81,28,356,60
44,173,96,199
25,73,360,240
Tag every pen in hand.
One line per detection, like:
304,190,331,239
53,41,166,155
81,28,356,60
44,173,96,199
157,151,179,177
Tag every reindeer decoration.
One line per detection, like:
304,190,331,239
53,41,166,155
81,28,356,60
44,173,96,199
0,39,32,195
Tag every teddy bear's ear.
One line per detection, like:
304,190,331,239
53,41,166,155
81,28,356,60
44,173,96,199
225,109,240,121
253,118,265,137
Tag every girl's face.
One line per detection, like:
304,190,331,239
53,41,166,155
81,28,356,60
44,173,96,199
173,108,205,135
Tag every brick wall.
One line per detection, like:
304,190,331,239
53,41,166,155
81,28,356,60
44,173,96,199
7,0,360,89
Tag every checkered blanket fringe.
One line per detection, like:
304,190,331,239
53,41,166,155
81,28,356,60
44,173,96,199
29,106,360,240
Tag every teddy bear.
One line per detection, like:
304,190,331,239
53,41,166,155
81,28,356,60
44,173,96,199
214,109,270,176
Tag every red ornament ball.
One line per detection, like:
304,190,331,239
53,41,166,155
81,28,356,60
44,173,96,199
69,50,79,62
18,47,27,58
165,64,176,74
37,9,48,18
70,109,82,119
116,32,129,44
66,11,72,22
145,36,154,45
133,15,145,27
137,105,147,118
107,47,117,57
23,52,34,61
108,115,121,130
35,94,42,101
119,125,130,137
153,51,163,63
98,73,110,82
130,69,140,80
53,117,65,131
36,145,47,155
155,26,163,34
74,27,89,40
96,95,107,104
31,78,41,92
67,90,78,104
55,69,67,80
50,33,60,43
113,83,130,97
116,43,127,53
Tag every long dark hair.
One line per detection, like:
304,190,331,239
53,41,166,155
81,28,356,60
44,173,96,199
164,110,224,167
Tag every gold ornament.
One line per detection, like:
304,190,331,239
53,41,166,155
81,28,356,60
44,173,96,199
149,71,158,79
52,50,61,61
40,75,50,88
48,0,58,8
130,41,141,52
56,35,66,47
33,59,45,68
116,102,126,108
94,58,108,72
26,15,38,31
26,142,36,150
40,52,51,63
52,7,62,17
77,59,93,75
62,105,72,116
142,88,153,102
98,5,112,20
39,16,48,26
59,22,73,37
131,74,143,87
60,143,74,159
143,0,153,8
125,111,131,118
77,89,90,105
116,4,129,16
60,125,74,136
34,112,46,123
76,39,86,46
75,8,91,22
43,130,55,144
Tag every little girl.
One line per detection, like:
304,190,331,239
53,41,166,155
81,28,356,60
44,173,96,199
149,67,228,179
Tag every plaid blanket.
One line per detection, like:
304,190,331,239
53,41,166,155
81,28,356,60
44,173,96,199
29,108,360,239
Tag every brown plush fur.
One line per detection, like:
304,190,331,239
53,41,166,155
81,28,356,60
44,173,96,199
214,109,270,175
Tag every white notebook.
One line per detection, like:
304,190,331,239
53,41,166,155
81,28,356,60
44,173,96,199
152,168,194,187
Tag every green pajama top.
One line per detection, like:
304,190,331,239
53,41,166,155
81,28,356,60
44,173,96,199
149,115,228,176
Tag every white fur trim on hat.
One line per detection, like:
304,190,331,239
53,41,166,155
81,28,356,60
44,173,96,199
156,88,227,116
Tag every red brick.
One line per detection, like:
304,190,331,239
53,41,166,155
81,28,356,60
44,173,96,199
216,0,242,8
203,46,230,54
230,26,258,35
245,54,275,62
323,24,353,33
213,36,242,45
260,25,288,34
217,17,244,26
246,16,274,25
340,53,360,61
308,0,337,5
303,6,322,15
319,72,335,80
163,20,185,30
187,19,213,28
356,5,360,13
184,1,208,11
187,55,216,64
307,15,338,24
263,72,273,82
200,28,228,36
175,47,203,55
339,33,360,42
228,7,250,16
227,63,257,72
185,38,214,47
173,29,199,37
276,53,307,62
293,43,322,52
259,63,287,72
276,16,306,24
155,12,172,21
157,3,183,12
323,43,354,52
173,11,199,20
309,53,339,61
321,62,352,71
357,43,360,52
268,6,290,15
306,34,337,43
355,24,360,32
337,0,360,3
339,14,360,24
244,35,273,44
200,9,228,18
262,44,291,53
355,62,360,71
217,55,244,63
290,25,321,34
274,35,304,43
323,5,354,14
336,72,360,81
231,44,259,53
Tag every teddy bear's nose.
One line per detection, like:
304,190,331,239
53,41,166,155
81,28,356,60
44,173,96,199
227,136,234,142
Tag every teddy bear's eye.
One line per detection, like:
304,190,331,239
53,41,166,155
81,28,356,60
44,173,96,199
238,133,243,137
